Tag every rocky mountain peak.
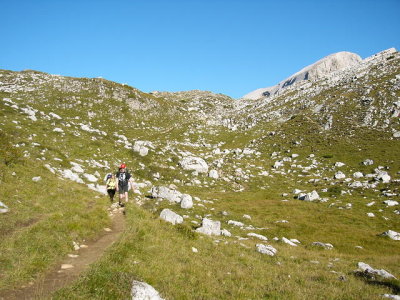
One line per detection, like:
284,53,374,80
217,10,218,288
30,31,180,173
243,51,363,100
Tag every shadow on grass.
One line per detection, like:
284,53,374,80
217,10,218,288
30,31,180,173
353,271,400,295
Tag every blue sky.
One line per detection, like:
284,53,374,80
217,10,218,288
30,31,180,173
1,0,399,98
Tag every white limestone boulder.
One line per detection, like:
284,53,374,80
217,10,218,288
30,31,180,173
353,172,364,178
180,194,193,209
357,262,397,279
151,186,182,203
131,280,164,300
312,242,334,249
334,171,346,179
299,190,320,201
160,209,183,225
256,244,277,256
208,169,219,179
383,200,399,207
375,170,391,183
83,173,98,182
0,201,9,214
221,229,232,237
133,140,154,157
179,156,209,173
196,218,221,236
281,237,298,246
380,230,400,241
247,233,268,241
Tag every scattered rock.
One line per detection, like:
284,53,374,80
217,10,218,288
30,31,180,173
61,264,74,270
83,173,98,182
0,201,9,213
312,242,334,249
363,159,374,166
367,213,375,217
196,218,221,236
228,220,245,227
133,140,153,156
379,230,400,241
151,186,182,203
247,233,268,241
299,190,320,201
383,200,398,207
221,229,232,237
160,209,183,225
32,176,42,182
256,244,277,256
356,262,396,279
353,172,364,178
281,237,298,246
131,280,164,300
334,171,346,179
180,194,193,209
375,170,391,183
208,169,219,179
192,247,198,253
382,294,400,300
179,156,208,173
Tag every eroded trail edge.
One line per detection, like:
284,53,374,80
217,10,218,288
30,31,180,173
1,207,126,300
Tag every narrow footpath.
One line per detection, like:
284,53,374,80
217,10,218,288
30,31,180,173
0,206,126,300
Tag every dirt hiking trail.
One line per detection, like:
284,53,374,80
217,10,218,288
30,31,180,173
0,207,126,300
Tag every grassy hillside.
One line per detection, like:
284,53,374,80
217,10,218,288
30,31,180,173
0,54,399,299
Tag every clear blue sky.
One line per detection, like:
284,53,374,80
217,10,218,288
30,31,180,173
1,0,399,98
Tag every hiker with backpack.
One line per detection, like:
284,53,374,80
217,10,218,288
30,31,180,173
116,164,134,206
105,174,117,203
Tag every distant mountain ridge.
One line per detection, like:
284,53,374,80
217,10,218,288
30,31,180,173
243,48,397,100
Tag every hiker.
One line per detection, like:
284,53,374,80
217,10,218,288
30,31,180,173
116,164,134,205
105,174,117,203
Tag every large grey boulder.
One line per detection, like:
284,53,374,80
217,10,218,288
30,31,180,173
160,209,183,225
179,156,209,173
131,280,164,300
196,218,221,236
151,186,182,203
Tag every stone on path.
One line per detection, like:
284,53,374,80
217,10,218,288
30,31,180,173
61,264,74,270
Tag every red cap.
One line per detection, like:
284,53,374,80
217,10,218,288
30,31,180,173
120,164,126,169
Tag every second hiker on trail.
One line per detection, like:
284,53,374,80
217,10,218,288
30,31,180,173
116,164,134,206
105,174,117,203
